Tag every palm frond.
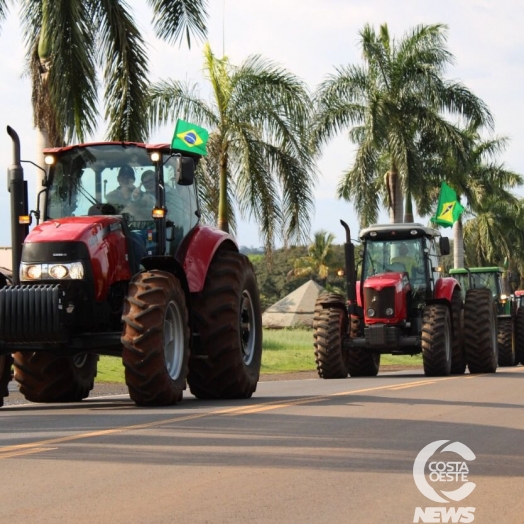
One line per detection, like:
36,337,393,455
148,0,207,48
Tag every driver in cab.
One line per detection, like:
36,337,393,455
390,243,417,276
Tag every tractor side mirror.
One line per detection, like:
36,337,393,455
176,157,195,186
439,237,450,256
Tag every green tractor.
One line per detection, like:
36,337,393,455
449,267,521,366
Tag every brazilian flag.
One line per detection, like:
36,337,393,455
171,119,209,156
431,182,465,228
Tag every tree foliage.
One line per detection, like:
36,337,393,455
312,23,493,226
287,230,336,285
149,44,316,254
0,0,208,145
248,243,346,312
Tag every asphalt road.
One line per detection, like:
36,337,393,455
1,368,524,524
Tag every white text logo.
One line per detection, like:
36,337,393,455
413,440,476,523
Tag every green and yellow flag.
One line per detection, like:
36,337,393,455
171,119,209,156
431,182,464,228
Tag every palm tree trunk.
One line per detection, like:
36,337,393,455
217,149,229,232
35,128,50,218
453,218,464,268
404,189,414,223
387,168,403,223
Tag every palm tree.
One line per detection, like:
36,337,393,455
312,23,493,226
428,131,523,268
463,197,524,270
0,0,208,147
149,44,316,252
287,230,336,286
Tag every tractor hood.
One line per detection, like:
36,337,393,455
364,272,409,291
21,216,132,301
25,216,123,244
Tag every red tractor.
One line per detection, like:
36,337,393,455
0,127,262,407
313,221,497,378
514,289,524,365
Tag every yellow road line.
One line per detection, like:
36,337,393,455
0,447,57,459
0,375,467,458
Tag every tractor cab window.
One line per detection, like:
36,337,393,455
363,238,424,281
44,145,199,257
470,272,500,297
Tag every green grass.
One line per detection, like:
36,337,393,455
261,328,423,373
96,328,422,383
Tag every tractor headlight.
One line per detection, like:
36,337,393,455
20,261,85,281
367,308,376,317
21,264,42,281
500,294,508,303
49,264,69,279
385,307,394,316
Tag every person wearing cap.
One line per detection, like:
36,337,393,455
105,165,137,208
130,170,157,208
390,243,417,275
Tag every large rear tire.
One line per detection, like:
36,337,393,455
13,352,97,403
464,288,498,374
450,288,466,374
0,354,13,408
497,317,516,366
515,308,524,365
422,304,452,376
313,294,349,378
188,251,262,399
122,271,190,406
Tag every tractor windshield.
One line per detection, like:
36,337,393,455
44,144,199,254
363,238,424,280
469,272,500,297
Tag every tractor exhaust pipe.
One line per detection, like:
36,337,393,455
340,220,357,312
7,126,29,285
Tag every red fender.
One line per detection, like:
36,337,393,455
434,276,461,302
180,225,238,293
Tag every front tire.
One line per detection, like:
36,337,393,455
422,304,452,376
13,352,97,403
464,288,498,374
450,288,466,374
515,307,524,365
188,251,262,399
0,354,13,408
122,271,190,406
313,294,349,378
497,318,516,366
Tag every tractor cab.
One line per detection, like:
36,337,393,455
449,267,509,315
360,223,447,311
514,290,524,310
42,143,200,259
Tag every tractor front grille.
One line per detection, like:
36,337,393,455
364,325,400,347
364,286,395,317
0,284,67,344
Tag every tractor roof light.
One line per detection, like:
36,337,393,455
44,155,56,165
150,151,161,162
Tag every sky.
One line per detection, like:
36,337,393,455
1,0,524,249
